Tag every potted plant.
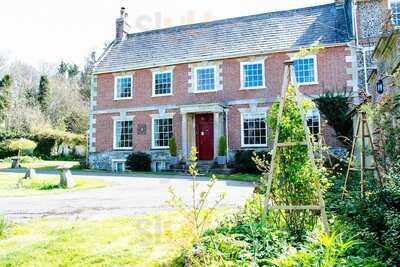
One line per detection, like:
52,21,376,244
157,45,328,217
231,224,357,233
217,136,227,166
169,136,179,166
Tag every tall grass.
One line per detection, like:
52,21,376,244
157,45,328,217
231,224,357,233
0,215,8,238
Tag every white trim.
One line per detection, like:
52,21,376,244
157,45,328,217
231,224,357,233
180,103,225,114
114,75,133,100
240,111,268,148
152,70,173,97
193,65,218,93
306,108,321,139
151,114,174,149
113,117,134,150
240,60,266,90
292,55,319,86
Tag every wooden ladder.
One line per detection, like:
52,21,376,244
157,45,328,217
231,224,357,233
342,110,383,199
263,61,330,233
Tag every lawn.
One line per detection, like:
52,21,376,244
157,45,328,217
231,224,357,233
0,157,80,171
0,172,110,197
210,172,261,182
0,212,206,267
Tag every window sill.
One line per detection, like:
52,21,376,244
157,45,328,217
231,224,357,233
239,87,265,91
241,144,268,148
114,97,133,101
151,147,169,150
297,81,319,86
193,89,221,94
113,147,133,151
151,93,173,98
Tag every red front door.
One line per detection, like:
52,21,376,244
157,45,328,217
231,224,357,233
195,114,214,160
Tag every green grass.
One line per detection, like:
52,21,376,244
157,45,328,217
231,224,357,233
0,213,197,266
210,173,261,182
0,172,110,197
0,157,80,171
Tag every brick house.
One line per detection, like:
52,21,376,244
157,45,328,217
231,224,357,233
89,1,392,171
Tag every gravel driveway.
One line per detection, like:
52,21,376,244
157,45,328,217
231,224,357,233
0,171,254,222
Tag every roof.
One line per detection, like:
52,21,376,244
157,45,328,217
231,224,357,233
94,3,351,74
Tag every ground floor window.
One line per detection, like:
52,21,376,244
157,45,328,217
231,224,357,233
306,109,320,140
112,160,126,172
114,119,133,149
152,118,173,149
241,112,267,147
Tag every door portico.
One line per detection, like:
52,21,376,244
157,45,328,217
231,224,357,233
180,103,226,161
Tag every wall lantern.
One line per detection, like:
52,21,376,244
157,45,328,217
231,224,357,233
376,79,384,94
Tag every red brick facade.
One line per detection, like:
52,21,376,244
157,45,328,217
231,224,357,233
92,45,351,160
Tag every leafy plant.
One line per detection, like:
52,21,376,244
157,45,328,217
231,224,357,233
217,136,227,157
169,136,177,157
314,90,353,146
167,146,226,245
5,138,37,158
266,85,326,238
0,215,8,238
233,150,270,174
126,152,151,172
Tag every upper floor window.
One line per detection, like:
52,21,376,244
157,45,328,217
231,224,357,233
306,109,320,141
195,66,216,92
390,0,400,26
294,55,318,85
152,117,173,149
114,75,133,100
153,71,173,96
241,61,265,89
241,112,267,147
114,119,133,149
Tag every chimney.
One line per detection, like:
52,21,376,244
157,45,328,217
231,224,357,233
116,7,130,42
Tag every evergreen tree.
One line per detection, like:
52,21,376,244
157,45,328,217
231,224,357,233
0,74,12,121
80,50,97,101
37,75,50,113
67,64,79,78
58,61,68,76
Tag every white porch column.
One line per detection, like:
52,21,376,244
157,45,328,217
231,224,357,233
181,113,188,160
213,112,221,159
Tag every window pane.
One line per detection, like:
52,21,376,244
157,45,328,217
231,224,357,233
116,77,132,98
242,113,267,146
306,109,320,141
196,68,215,91
294,58,316,84
392,0,400,26
115,120,133,148
243,63,264,88
154,72,172,95
153,118,173,148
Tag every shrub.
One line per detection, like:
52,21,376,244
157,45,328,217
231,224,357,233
233,150,270,174
169,136,177,157
126,152,151,171
218,136,227,156
0,215,8,238
5,138,37,157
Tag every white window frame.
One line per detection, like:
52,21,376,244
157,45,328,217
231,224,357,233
112,159,126,172
114,75,133,100
113,118,134,150
293,55,318,86
240,111,268,148
152,70,173,97
306,108,321,139
194,66,218,93
240,60,266,90
151,114,174,149
389,0,400,26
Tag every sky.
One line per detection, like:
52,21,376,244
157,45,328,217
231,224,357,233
0,0,333,69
